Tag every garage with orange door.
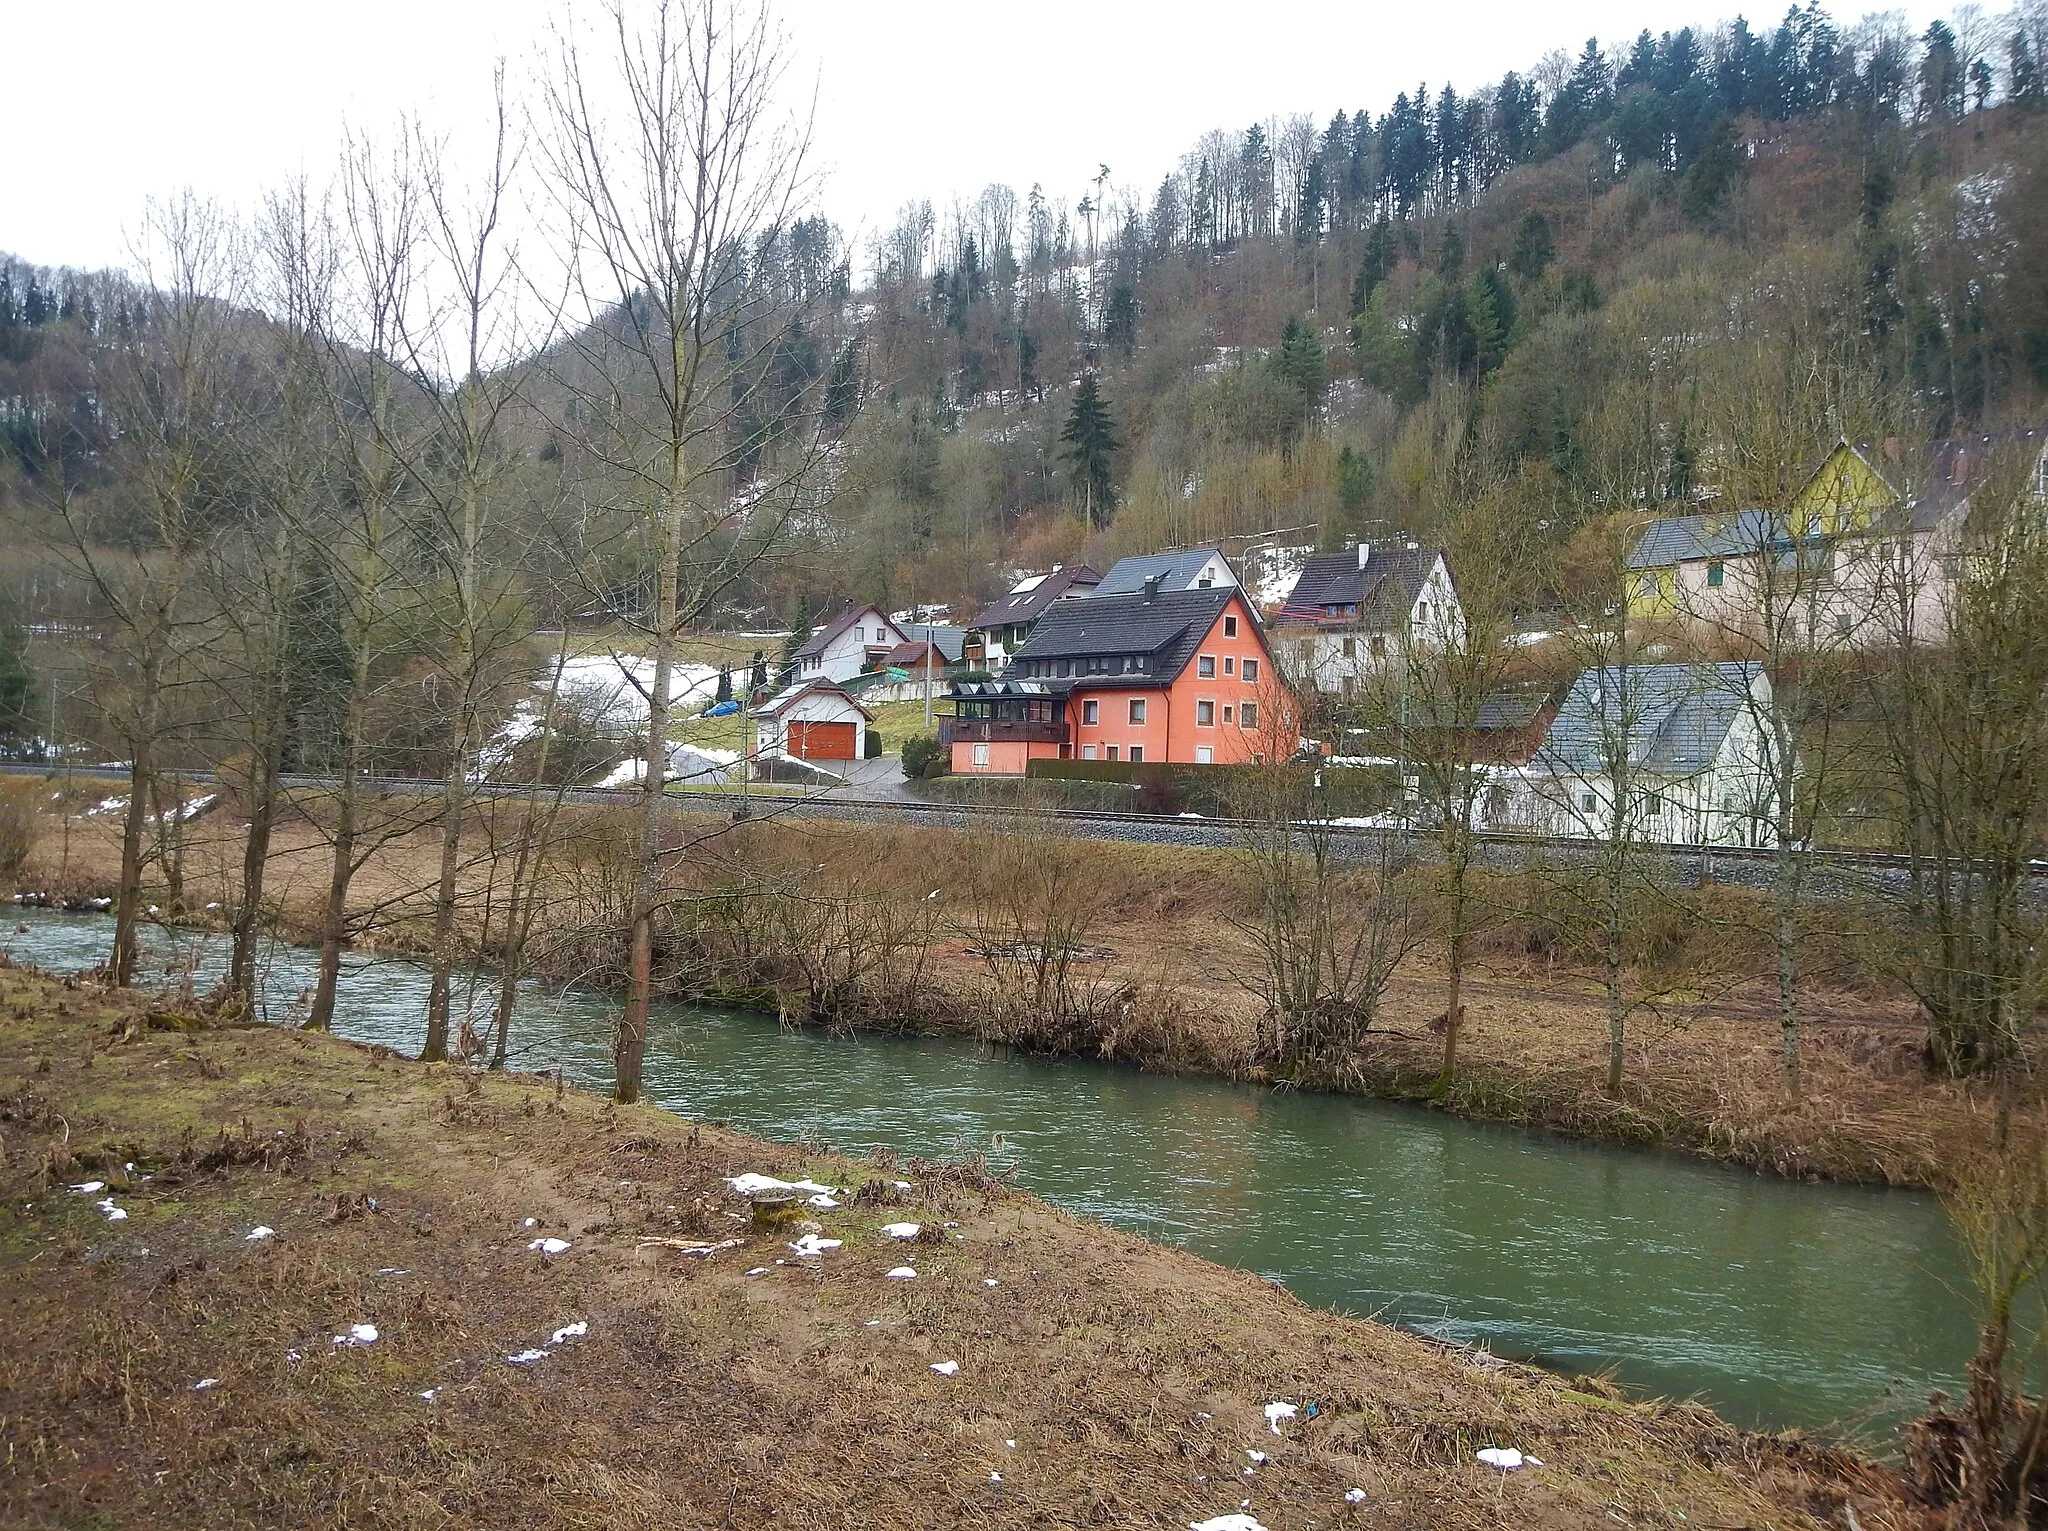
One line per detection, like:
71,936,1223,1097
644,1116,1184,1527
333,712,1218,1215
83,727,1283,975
788,719,857,760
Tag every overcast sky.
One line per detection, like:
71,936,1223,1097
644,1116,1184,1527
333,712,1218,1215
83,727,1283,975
10,0,1943,279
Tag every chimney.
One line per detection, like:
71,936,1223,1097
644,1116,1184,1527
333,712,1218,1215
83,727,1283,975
1142,573,1163,603
1356,542,1372,570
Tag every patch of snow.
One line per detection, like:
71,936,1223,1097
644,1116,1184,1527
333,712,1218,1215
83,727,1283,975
193,1378,220,1390
552,653,720,731
790,1234,842,1257
1263,1401,1297,1434
881,1222,920,1239
1248,543,1314,608
1345,1488,1366,1503
1246,1450,1266,1464
891,1180,913,1190
528,1237,571,1255
333,1323,379,1347
420,1388,440,1401
744,1267,769,1277
930,1360,959,1376
96,1198,127,1221
70,1181,105,1194
883,1266,917,1280
983,1278,998,1287
523,1217,538,1228
989,1471,1002,1484
806,1193,841,1209
1189,1516,1270,1531
246,1226,275,1241
506,1349,548,1365
1476,1447,1540,1470
549,1321,588,1345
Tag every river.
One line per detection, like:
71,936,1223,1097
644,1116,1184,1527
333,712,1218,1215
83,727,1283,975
2,904,1975,1438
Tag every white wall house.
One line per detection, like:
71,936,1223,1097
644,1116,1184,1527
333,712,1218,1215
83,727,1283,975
1494,661,1780,847
1272,543,1464,698
792,604,907,684
1090,548,1241,597
753,680,872,766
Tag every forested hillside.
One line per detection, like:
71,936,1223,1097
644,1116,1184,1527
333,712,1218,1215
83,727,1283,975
3,2,2048,639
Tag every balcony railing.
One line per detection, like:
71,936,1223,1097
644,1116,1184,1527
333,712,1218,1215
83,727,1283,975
940,717,1069,745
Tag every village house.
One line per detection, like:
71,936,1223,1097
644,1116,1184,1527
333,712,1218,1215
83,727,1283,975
791,603,908,684
1625,433,2048,647
753,679,872,765
848,627,968,705
1090,547,1240,597
1494,661,1777,847
943,578,1290,775
962,565,1099,668
1271,542,1463,697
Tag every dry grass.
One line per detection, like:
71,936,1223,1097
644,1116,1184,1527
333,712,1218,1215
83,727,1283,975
8,782,2023,1190
0,965,1929,1531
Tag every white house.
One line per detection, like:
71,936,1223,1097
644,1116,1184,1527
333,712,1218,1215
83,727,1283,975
1090,547,1240,597
754,679,872,765
792,604,907,684
1271,543,1463,698
1497,661,1779,847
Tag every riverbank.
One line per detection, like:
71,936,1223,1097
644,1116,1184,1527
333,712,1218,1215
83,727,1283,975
0,963,1926,1530
9,778,2019,1191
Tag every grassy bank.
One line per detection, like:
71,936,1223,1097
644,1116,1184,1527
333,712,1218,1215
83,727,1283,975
6,776,2016,1191
0,963,1924,1530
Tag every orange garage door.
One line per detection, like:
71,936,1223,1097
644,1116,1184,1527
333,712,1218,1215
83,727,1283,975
789,720,857,760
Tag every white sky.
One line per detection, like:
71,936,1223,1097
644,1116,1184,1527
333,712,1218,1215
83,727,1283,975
9,0,1944,280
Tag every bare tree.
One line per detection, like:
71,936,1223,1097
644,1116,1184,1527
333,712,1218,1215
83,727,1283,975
539,0,845,1103
51,196,241,985
1229,762,1421,1086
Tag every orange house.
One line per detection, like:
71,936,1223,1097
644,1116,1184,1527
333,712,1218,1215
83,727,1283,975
944,580,1293,774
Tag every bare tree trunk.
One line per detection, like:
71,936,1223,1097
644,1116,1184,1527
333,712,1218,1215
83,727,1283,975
620,506,681,1104
229,669,287,1006
308,632,372,1033
111,663,159,986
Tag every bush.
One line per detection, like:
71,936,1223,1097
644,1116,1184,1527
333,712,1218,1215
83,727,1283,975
900,733,942,778
863,726,884,759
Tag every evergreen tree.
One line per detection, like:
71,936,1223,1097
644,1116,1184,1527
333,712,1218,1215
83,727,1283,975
1508,212,1555,282
1335,444,1375,523
715,665,733,704
1104,283,1138,357
1270,315,1328,428
824,341,860,428
2011,31,2045,110
1058,373,1121,527
0,615,33,748
1436,225,1465,280
750,650,768,692
780,597,814,681
1349,215,1397,344
1681,115,1743,223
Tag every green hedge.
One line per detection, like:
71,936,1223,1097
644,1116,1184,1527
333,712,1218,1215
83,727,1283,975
1024,758,1400,816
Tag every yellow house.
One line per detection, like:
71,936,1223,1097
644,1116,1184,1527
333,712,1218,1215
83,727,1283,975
1622,434,2041,644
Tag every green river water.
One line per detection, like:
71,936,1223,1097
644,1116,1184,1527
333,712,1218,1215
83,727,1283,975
2,906,1979,1438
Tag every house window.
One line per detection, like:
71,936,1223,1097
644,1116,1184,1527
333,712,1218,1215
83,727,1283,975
1224,614,1239,637
1834,612,1854,637
1222,705,1234,723
1198,655,1216,678
1580,791,1597,812
1240,701,1258,729
1706,560,1725,587
1341,637,1356,658
1297,640,1314,664
1129,745,1144,762
1243,658,1260,684
1128,699,1147,724
1417,601,1430,625
1642,792,1662,815
1370,634,1386,659
1083,699,1099,725
1224,656,1235,676
1341,676,1354,699
1106,745,1118,760
1197,572,1213,587
1082,744,1097,760
1196,745,1214,764
1197,700,1215,726
972,743,990,768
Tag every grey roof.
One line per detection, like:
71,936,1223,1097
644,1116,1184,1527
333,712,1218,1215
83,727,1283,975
1538,662,1760,777
1277,545,1443,629
793,604,896,660
1005,587,1241,689
1092,548,1237,596
967,566,1101,632
884,625,965,663
1625,510,1780,569
756,677,872,718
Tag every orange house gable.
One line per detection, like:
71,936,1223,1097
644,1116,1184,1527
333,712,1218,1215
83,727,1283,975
944,582,1294,775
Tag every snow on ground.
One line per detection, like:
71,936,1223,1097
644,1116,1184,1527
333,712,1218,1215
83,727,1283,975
1246,544,1314,609
555,653,722,729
